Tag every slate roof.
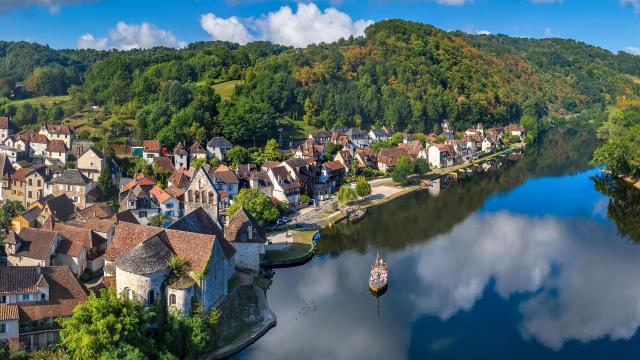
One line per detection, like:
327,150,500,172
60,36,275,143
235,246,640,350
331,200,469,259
212,170,239,185
18,266,88,323
0,153,14,180
207,136,232,149
54,223,105,250
173,142,188,156
18,206,42,222
168,207,224,238
115,210,140,224
153,156,175,174
189,142,207,154
50,169,92,186
0,266,48,294
11,228,59,261
43,194,76,221
115,236,173,275
236,163,257,179
225,208,266,244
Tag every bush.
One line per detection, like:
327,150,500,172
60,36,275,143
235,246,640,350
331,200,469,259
300,194,311,204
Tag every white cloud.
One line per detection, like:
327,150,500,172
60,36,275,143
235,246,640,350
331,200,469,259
621,0,640,12
200,13,255,45
436,0,471,5
475,29,491,35
543,27,554,37
0,0,90,14
77,21,186,50
624,46,640,55
200,2,374,48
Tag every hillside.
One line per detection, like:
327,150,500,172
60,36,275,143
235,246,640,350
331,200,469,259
0,19,638,148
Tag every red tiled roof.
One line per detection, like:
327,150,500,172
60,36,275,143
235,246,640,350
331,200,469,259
143,140,161,152
324,161,346,171
45,139,67,153
0,304,19,321
0,116,9,130
18,266,87,323
120,173,155,193
150,185,173,203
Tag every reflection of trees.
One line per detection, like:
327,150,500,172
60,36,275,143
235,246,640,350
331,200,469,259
593,175,640,244
319,126,597,254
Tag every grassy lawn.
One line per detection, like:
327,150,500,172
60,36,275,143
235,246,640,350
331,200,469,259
11,95,70,106
278,117,325,141
263,230,316,262
212,80,241,100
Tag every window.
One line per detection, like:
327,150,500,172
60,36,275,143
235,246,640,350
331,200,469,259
27,191,32,198
21,294,32,301
165,203,173,209
124,287,131,300
28,179,32,186
40,293,46,301
0,323,6,333
0,295,6,303
37,179,41,187
169,294,176,306
139,211,147,217
74,197,79,203
67,185,72,191
148,290,155,304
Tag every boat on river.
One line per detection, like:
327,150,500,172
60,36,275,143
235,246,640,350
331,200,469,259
349,207,367,223
369,253,388,293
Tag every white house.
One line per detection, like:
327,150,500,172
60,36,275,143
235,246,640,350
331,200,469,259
368,128,389,142
0,117,12,143
150,185,180,222
173,142,188,169
44,139,67,165
428,144,454,169
142,140,161,165
267,166,300,205
207,137,232,161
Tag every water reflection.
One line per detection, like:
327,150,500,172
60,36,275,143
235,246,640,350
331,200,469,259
236,127,640,360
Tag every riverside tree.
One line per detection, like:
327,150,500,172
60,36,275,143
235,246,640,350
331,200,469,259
355,176,372,198
228,188,281,225
337,185,358,205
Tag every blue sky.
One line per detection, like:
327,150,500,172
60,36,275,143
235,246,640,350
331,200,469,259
0,0,638,54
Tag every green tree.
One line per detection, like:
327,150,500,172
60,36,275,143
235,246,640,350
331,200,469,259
190,157,207,169
262,139,281,161
228,188,280,225
414,157,429,175
337,185,358,205
160,80,192,110
148,213,169,227
391,156,414,184
97,166,116,200
0,200,24,231
58,288,150,360
355,176,372,198
225,146,251,167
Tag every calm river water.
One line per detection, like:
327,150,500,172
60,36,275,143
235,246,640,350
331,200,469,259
236,127,640,359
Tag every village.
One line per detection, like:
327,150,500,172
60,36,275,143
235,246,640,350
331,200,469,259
0,115,525,355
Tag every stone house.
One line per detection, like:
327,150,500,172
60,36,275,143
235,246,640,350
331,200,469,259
104,221,235,315
319,161,346,192
0,266,87,350
142,140,161,164
77,147,106,182
39,124,75,149
49,169,96,209
27,134,49,162
505,123,525,140
225,208,266,272
44,140,67,166
207,136,233,161
211,169,240,198
282,158,318,195
334,150,354,169
173,142,188,169
368,128,389,142
119,185,160,225
183,167,220,224
0,153,14,201
354,148,376,168
248,171,273,197
4,228,61,267
308,131,332,144
4,165,52,207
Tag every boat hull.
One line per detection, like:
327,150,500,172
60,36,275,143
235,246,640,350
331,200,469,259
369,280,388,293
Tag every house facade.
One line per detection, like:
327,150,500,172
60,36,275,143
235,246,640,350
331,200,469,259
77,147,106,182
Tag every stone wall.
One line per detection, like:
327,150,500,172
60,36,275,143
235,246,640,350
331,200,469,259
167,286,194,315
233,243,261,272
115,267,168,305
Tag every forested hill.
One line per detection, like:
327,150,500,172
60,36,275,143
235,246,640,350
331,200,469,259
0,19,639,147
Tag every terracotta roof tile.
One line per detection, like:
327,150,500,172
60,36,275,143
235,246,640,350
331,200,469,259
0,304,19,321
143,140,161,152
120,173,155,193
45,139,67,153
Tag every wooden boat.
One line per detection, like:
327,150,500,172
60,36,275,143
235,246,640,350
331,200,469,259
369,252,388,293
349,207,367,223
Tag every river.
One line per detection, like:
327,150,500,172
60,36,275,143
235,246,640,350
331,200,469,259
235,126,640,359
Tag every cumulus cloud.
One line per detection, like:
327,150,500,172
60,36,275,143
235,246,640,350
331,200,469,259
475,29,491,35
0,0,91,14
624,46,640,55
200,13,255,44
77,21,186,50
200,2,374,48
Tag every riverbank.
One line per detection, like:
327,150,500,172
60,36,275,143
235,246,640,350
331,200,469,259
263,230,318,267
205,286,276,360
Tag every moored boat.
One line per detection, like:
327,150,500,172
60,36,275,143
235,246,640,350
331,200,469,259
349,207,367,223
369,252,388,293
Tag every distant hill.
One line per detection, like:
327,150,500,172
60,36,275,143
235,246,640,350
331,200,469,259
0,19,638,145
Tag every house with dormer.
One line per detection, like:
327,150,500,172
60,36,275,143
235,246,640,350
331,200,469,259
267,166,300,205
39,124,75,149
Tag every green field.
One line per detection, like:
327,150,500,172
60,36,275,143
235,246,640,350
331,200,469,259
278,117,324,141
11,95,70,106
212,80,241,100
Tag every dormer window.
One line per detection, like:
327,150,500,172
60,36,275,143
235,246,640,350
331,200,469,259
0,295,6,303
